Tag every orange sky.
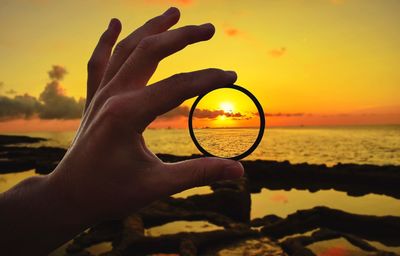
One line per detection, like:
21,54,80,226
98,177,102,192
0,0,399,132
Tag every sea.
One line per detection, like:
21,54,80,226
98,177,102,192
5,125,400,166
1,125,400,255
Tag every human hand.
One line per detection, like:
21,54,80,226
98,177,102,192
49,7,244,223
0,7,244,254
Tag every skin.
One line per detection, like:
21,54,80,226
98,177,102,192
0,7,244,255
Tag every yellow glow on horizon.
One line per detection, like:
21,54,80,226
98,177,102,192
217,115,227,121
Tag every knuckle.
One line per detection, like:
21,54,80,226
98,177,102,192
167,73,193,102
170,72,192,87
142,87,157,112
93,87,110,106
169,73,192,100
113,39,126,54
136,36,158,52
100,95,123,121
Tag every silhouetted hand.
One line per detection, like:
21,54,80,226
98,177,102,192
0,7,243,254
55,6,243,219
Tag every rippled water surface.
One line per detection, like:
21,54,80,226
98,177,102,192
193,128,259,158
148,125,400,165
10,125,400,166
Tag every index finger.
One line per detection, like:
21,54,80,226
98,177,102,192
135,69,237,131
101,7,180,87
112,23,216,90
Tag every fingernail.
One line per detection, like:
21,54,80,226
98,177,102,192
225,70,237,80
108,18,118,29
222,161,244,180
163,7,178,16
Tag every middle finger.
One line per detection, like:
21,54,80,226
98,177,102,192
100,7,180,87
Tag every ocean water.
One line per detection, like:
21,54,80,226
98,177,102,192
193,128,260,158
148,125,400,165
10,125,400,166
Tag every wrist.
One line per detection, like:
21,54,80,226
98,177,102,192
46,165,100,228
0,173,94,254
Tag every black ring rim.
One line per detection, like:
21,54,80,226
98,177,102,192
188,84,265,161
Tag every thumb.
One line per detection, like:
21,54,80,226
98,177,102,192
165,157,244,194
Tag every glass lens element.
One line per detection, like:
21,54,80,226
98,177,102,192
190,87,262,159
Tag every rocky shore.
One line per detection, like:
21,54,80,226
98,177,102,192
1,134,399,255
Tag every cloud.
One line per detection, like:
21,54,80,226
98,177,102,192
5,89,17,95
265,112,305,117
174,0,192,4
161,107,226,120
48,65,67,81
194,109,225,119
254,112,306,118
0,66,84,121
268,47,286,58
225,28,240,37
159,106,254,120
38,80,85,119
0,82,18,94
143,0,194,6
0,94,41,120
224,112,244,118
194,108,253,120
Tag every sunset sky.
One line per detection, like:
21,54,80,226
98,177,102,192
0,0,399,131
192,88,260,128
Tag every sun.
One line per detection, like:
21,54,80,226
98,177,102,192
217,102,234,122
220,102,234,113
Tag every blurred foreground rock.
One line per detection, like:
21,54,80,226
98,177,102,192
65,177,286,255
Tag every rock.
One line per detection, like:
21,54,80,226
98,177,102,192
279,228,398,256
115,228,258,255
244,159,400,199
180,238,197,256
112,215,144,252
204,236,288,256
0,158,36,173
261,206,400,246
66,220,123,254
251,215,283,227
0,145,65,174
138,199,236,229
280,238,316,256
186,177,251,222
0,134,46,145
